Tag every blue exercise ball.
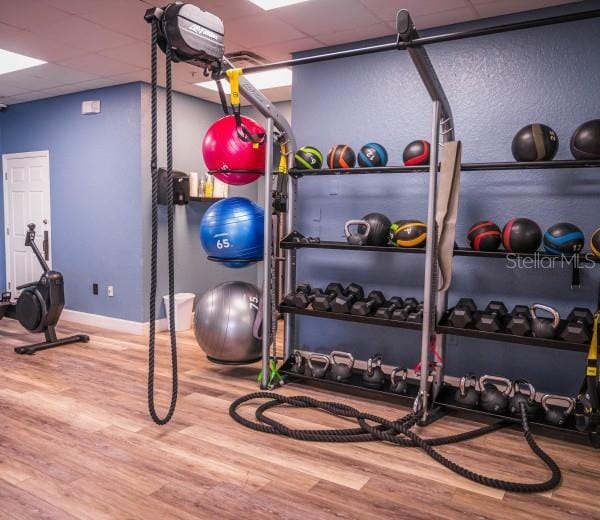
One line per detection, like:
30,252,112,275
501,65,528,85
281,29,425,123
200,197,264,268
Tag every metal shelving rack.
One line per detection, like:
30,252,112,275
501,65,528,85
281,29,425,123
229,7,600,442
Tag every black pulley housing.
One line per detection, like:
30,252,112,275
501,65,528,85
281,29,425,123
158,168,190,205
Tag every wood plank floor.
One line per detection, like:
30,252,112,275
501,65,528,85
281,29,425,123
1,319,599,519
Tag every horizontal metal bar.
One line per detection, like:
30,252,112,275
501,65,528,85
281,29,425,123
230,9,600,75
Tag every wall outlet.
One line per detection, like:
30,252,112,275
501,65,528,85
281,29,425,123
107,285,114,297
92,283,98,295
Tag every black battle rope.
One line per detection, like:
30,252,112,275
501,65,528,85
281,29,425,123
147,18,178,425
230,392,561,493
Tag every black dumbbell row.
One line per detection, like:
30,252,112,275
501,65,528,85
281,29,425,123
446,298,593,344
282,283,424,322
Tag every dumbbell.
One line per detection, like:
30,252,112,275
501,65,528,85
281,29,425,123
391,297,419,321
475,301,508,333
294,287,324,309
447,298,477,328
282,283,312,307
560,307,594,344
506,304,531,336
374,296,404,319
407,307,424,323
351,290,386,316
312,282,345,311
331,283,365,314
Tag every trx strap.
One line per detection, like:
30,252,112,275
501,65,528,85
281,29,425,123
576,312,600,442
146,14,178,425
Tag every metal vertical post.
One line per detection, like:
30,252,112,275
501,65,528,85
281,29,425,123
418,101,441,417
261,117,274,389
283,175,297,360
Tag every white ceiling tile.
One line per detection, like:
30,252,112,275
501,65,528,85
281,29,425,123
0,81,34,97
0,68,69,91
275,0,380,36
474,0,578,18
0,0,68,30
41,0,109,14
186,0,265,20
34,16,138,52
359,0,471,22
252,36,323,62
77,0,155,42
26,63,100,85
0,94,32,104
412,6,480,30
98,41,150,68
0,25,89,62
59,53,144,77
224,13,307,48
316,22,393,46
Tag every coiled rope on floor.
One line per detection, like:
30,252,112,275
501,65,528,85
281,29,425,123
230,392,561,493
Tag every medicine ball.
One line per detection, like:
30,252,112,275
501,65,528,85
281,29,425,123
403,140,430,166
295,146,323,170
511,124,558,162
357,143,388,167
467,221,502,252
194,281,261,365
200,197,264,268
570,119,600,160
502,218,542,254
590,228,600,257
327,144,356,169
543,222,584,255
202,115,265,185
358,213,391,246
390,220,427,248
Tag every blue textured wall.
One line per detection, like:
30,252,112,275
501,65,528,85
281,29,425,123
291,2,600,395
0,84,145,321
140,85,261,320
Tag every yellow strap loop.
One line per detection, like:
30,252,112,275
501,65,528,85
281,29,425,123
587,312,599,377
225,68,243,107
278,143,288,174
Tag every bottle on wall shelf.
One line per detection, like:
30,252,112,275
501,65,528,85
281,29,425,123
189,171,199,197
203,173,214,198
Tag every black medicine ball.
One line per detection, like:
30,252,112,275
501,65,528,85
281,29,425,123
358,213,391,246
403,140,430,166
467,221,502,251
502,218,542,254
357,143,388,167
390,220,427,248
543,222,584,255
590,228,600,257
570,119,600,160
295,146,323,170
327,144,356,169
511,124,558,162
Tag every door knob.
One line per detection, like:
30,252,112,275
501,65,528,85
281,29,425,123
43,218,48,225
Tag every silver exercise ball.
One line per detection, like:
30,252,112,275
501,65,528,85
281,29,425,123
193,281,261,364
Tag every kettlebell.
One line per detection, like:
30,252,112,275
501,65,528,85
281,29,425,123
344,220,371,246
541,394,575,426
509,379,540,418
306,353,330,378
389,367,408,394
328,350,354,382
454,374,480,409
289,350,305,374
479,375,512,414
362,353,386,389
530,303,560,339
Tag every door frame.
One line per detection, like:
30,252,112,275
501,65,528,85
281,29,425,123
2,150,51,292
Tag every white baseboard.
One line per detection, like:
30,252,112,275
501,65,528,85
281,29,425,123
61,310,187,335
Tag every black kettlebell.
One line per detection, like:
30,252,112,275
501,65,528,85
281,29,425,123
344,219,371,246
530,303,560,339
509,379,540,419
328,350,354,382
289,350,305,374
362,353,386,389
389,367,408,394
479,375,512,414
306,353,330,378
541,394,575,426
454,374,480,409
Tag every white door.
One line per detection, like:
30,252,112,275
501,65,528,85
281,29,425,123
2,151,52,296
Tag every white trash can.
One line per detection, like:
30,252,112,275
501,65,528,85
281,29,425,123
163,293,196,332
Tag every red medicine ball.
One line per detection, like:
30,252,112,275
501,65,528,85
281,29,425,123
202,115,265,185
467,221,502,251
403,140,430,166
502,218,542,254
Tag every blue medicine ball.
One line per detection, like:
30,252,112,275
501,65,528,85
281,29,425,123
543,222,584,255
357,142,388,167
200,197,264,268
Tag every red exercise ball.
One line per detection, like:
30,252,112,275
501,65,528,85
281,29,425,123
202,115,265,186
403,140,430,166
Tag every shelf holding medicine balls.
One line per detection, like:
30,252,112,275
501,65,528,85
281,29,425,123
189,196,224,203
286,159,600,178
